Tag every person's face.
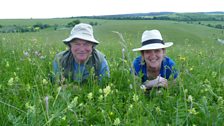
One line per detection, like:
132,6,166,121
70,39,93,64
142,49,165,69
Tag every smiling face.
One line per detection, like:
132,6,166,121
142,49,165,69
70,39,93,64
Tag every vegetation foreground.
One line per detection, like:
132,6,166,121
0,19,224,125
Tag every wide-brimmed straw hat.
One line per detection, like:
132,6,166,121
63,23,99,44
132,29,173,51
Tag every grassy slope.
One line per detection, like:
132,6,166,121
0,19,224,125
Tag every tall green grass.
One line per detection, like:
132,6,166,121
0,19,224,125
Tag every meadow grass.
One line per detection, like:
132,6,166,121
0,19,224,125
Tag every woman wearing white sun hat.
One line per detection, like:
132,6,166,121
132,29,178,90
53,23,110,83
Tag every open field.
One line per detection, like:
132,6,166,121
0,19,224,125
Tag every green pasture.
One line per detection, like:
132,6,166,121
0,19,224,125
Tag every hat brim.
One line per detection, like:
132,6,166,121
132,42,173,51
63,34,99,44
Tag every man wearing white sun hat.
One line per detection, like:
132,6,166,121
132,29,178,90
53,23,110,83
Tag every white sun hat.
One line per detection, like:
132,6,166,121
63,23,99,44
132,29,173,51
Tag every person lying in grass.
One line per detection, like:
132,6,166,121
53,23,110,84
132,29,178,90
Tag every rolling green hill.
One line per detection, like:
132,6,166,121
0,18,224,125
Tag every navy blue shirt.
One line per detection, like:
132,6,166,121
133,56,178,83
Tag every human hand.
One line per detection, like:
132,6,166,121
143,76,168,89
156,76,168,88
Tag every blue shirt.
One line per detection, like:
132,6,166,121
133,56,178,83
53,58,110,83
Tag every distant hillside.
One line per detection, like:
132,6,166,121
78,12,224,21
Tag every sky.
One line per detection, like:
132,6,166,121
1,0,224,19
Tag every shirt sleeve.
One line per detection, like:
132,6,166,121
132,56,141,75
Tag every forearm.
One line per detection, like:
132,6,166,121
143,79,159,89
142,76,168,90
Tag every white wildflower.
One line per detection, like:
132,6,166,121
132,94,139,102
113,118,120,125
103,85,111,97
8,78,14,86
87,92,93,100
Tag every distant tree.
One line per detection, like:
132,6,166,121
215,24,223,29
66,20,80,27
207,24,212,27
89,22,98,26
33,23,50,29
53,24,58,30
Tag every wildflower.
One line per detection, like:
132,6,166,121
221,76,224,83
34,51,41,57
128,104,133,111
15,76,19,82
16,67,20,71
42,79,48,85
68,96,78,110
217,97,223,105
187,95,193,102
8,78,14,86
26,84,31,91
98,95,103,101
99,88,103,93
155,106,161,115
122,48,125,60
179,56,186,61
28,58,31,62
122,48,125,53
211,71,217,78
25,102,35,113
103,85,111,97
87,92,93,100
184,89,188,94
61,116,66,120
40,55,46,60
79,103,84,107
31,38,37,43
45,96,49,114
57,86,62,92
132,94,139,102
188,108,198,115
204,79,210,84
23,51,29,57
6,61,10,67
113,118,120,125
129,84,133,89
109,112,114,116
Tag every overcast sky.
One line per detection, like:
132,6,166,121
1,0,224,19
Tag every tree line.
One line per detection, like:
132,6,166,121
0,19,99,33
